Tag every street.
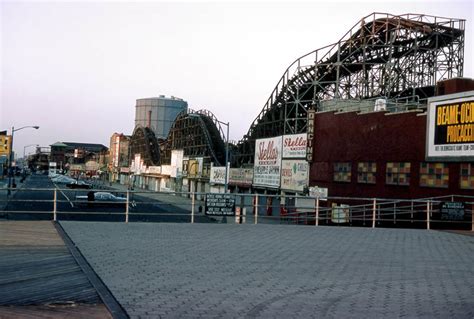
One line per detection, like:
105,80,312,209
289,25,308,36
2,174,213,223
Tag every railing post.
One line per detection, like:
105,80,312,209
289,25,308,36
393,202,396,224
372,198,376,228
426,200,430,230
53,188,57,221
254,194,258,225
315,197,319,226
191,192,195,224
125,190,129,223
471,203,473,232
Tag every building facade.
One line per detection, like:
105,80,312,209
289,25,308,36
108,133,131,182
50,142,108,177
309,91,474,199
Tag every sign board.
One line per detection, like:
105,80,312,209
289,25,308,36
131,154,146,174
307,109,315,161
69,164,84,171
205,193,235,216
282,133,307,158
229,168,254,187
210,166,227,185
280,159,309,192
120,167,130,173
161,165,172,176
439,202,465,221
171,149,184,178
308,186,328,200
253,136,282,188
188,159,201,178
426,92,474,161
147,166,162,175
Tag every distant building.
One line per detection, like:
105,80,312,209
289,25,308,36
108,133,131,182
135,95,188,139
50,142,108,176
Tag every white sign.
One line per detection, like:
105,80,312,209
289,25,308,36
280,159,309,192
210,166,227,185
282,133,307,158
229,168,254,186
131,153,147,174
171,149,184,178
161,165,172,176
426,92,474,161
148,166,162,175
309,186,328,199
253,136,282,188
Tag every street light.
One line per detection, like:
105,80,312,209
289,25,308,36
7,126,40,195
187,114,230,193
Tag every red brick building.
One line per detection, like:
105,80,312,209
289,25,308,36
310,92,474,200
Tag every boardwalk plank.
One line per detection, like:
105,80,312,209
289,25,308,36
0,221,112,318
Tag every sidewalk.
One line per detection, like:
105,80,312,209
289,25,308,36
61,222,474,318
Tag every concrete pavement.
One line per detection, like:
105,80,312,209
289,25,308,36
60,222,474,318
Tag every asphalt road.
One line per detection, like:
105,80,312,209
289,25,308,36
3,174,212,223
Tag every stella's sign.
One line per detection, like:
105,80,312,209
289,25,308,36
282,133,307,158
253,136,282,188
257,140,279,162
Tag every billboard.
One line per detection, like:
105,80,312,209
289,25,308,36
280,159,309,192
282,133,307,158
205,193,235,216
210,166,227,185
229,168,254,187
426,92,474,161
253,136,282,188
170,149,184,177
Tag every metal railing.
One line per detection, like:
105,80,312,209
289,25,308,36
1,188,473,231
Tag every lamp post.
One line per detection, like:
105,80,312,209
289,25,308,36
7,126,40,195
187,114,230,193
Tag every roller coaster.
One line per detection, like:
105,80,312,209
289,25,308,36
132,13,465,169
160,110,229,166
234,12,465,165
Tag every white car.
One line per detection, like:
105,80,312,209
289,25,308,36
51,175,76,184
76,192,136,208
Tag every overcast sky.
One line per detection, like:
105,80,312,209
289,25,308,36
1,0,473,157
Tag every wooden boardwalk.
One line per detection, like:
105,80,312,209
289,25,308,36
0,221,112,318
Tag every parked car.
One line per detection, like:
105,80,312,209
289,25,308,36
51,175,76,184
76,192,136,208
66,180,92,189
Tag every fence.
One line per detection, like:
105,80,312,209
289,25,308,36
1,187,473,231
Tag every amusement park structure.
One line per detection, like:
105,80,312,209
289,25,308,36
160,109,229,166
129,13,466,171
234,13,465,165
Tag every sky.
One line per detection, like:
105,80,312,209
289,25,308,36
1,0,473,157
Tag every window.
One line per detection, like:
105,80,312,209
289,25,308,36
333,162,351,182
386,162,411,186
460,163,474,189
357,162,377,184
420,163,449,188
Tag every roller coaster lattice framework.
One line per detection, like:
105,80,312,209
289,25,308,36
234,12,465,166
